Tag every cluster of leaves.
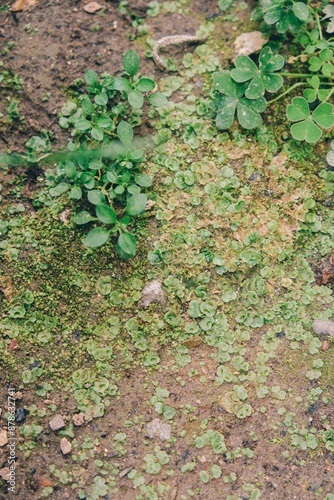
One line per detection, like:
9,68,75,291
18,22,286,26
211,1,334,143
45,50,167,258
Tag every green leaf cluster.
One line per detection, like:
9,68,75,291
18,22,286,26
45,50,168,258
212,47,283,131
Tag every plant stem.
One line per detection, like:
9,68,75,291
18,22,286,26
315,13,323,40
278,73,326,78
325,87,334,102
267,82,307,105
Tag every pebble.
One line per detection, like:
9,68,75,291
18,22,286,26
83,1,103,13
15,407,28,423
119,466,133,478
313,319,334,336
49,414,65,431
72,413,85,426
146,418,172,441
233,31,268,58
140,280,167,309
0,430,8,447
60,437,72,455
0,467,10,481
182,335,203,349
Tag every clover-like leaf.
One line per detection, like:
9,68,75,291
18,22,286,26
231,47,284,99
214,72,267,130
309,49,334,77
286,96,309,121
287,97,334,143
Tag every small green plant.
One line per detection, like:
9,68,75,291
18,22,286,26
43,50,168,258
211,1,334,143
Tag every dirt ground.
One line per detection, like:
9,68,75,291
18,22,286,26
1,0,334,499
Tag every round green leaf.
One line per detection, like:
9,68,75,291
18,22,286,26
128,90,144,109
84,227,110,248
216,96,237,129
97,116,113,128
94,92,108,106
135,173,152,187
286,97,310,121
123,49,140,76
72,211,95,225
292,2,310,21
49,182,69,197
312,102,334,129
75,119,92,131
85,70,98,86
88,190,106,205
81,97,95,115
126,193,147,215
95,204,117,224
117,120,133,145
70,186,82,200
290,119,322,143
113,77,131,92
91,126,104,141
136,78,156,92
117,231,136,257
148,92,168,107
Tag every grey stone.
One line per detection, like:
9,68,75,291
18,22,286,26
0,430,8,447
49,414,65,431
146,418,172,441
140,280,167,309
60,437,72,455
313,319,334,336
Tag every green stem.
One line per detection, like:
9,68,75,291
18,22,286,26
278,73,326,78
325,87,334,102
315,12,323,40
267,82,307,105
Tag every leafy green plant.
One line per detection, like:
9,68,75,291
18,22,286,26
211,1,334,143
43,50,168,258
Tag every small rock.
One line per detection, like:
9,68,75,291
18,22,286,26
59,209,71,225
83,1,103,13
72,413,85,426
322,339,329,351
233,31,268,58
313,319,334,337
119,466,133,478
0,430,8,447
12,0,37,12
49,414,65,431
15,407,28,423
0,467,10,481
145,199,155,211
146,418,172,441
182,335,203,349
140,280,167,309
60,437,72,455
